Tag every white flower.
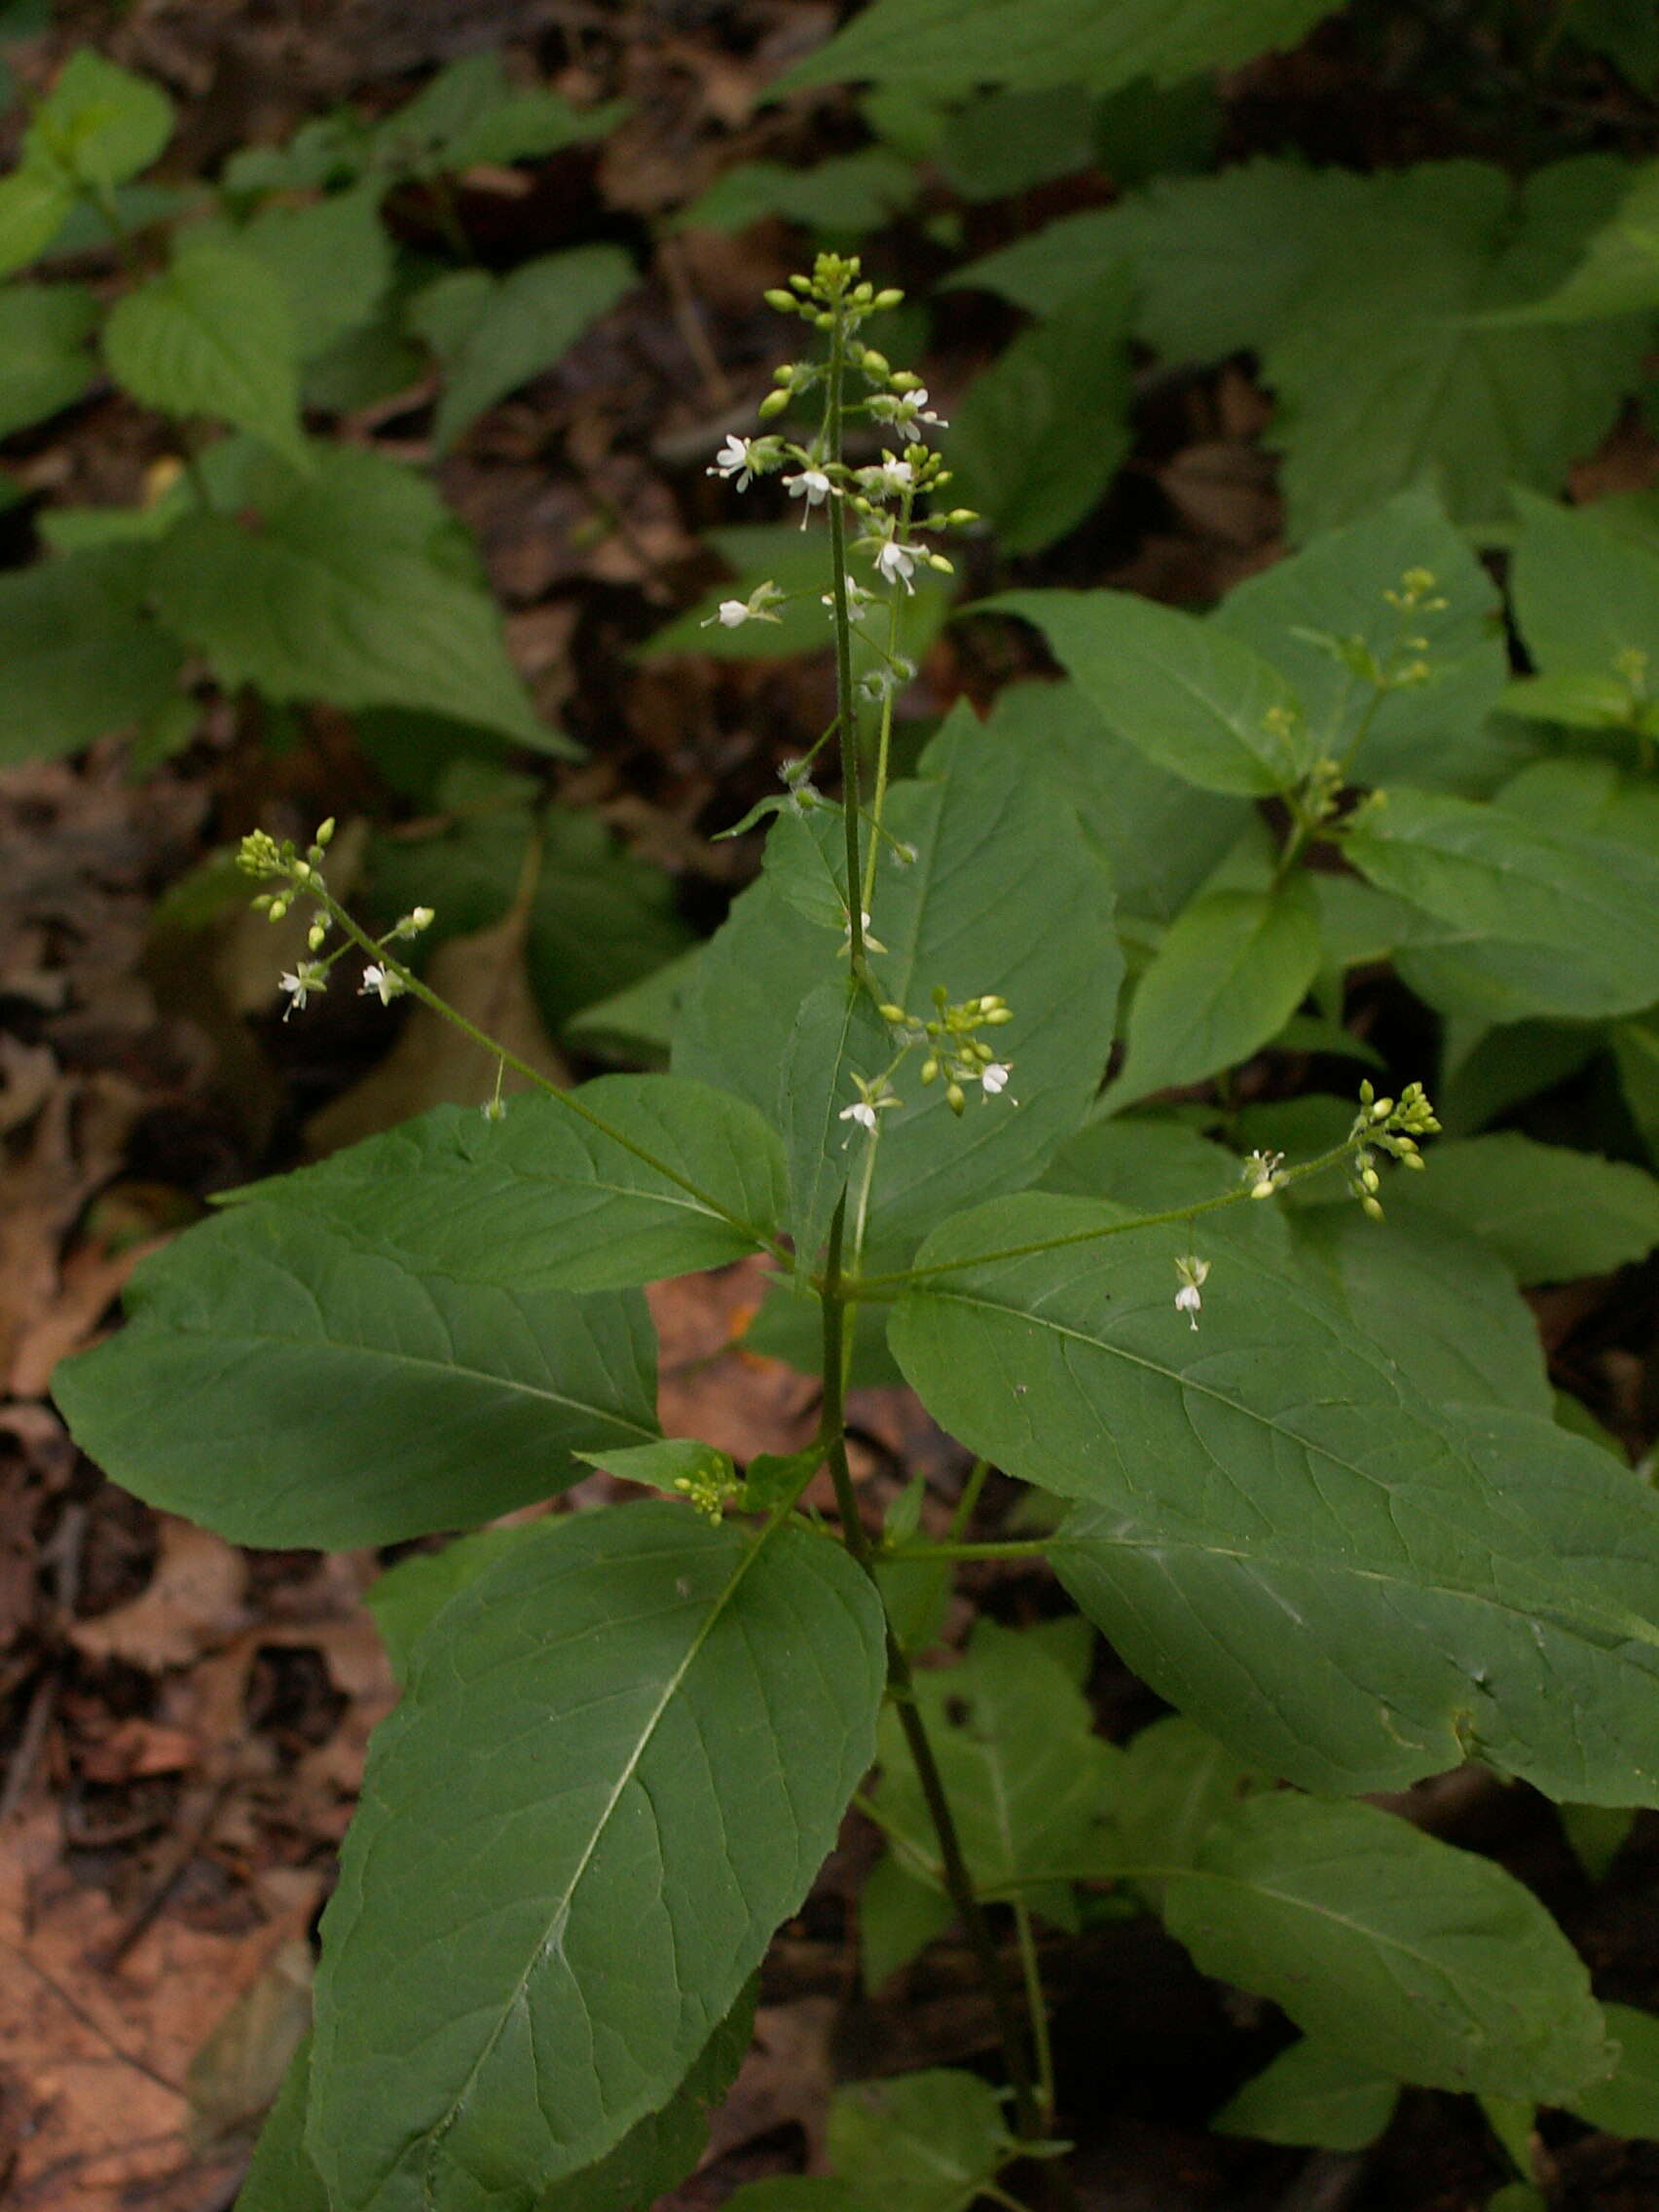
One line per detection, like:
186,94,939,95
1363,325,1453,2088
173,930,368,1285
980,1061,1011,1095
1174,1254,1211,1330
861,455,914,498
874,538,915,592
360,963,406,1007
785,468,832,524
1174,1282,1203,1328
1243,1149,1285,1199
839,1100,878,1132
715,599,751,628
708,433,757,490
278,962,327,1018
895,387,946,437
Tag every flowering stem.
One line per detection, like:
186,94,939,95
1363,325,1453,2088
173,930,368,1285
825,309,866,973
847,1136,1364,1297
820,1194,1043,2142
860,525,908,919
303,879,790,1263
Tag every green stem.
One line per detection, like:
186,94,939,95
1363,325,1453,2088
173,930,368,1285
1014,1899,1055,2129
876,1538,1050,1565
847,1137,1362,1297
825,310,865,973
822,1196,1043,2143
860,539,907,917
308,882,789,1263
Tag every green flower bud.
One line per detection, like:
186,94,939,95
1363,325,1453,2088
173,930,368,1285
757,387,791,419
873,287,903,310
945,1082,966,1115
764,289,796,313
1361,1195,1384,1222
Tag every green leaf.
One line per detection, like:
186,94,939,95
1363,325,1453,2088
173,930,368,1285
1493,160,1659,321
1211,487,1515,793
676,713,1123,1260
575,1435,736,1494
860,1854,954,1991
307,1503,885,2211
888,1193,1659,1802
985,588,1311,795
1508,491,1659,711
778,976,891,1273
0,279,97,434
1109,1716,1266,1884
1344,786,1659,1019
52,1202,659,1549
29,50,173,188
779,0,1344,94
934,84,1102,201
0,547,183,767
372,53,621,177
1104,876,1322,1109
150,446,555,748
104,243,307,465
674,147,917,235
1039,1117,1291,1263
1387,1132,1659,1284
238,2037,330,2212
948,268,1132,554
1613,1011,1659,1166
828,2070,1016,2212
1261,160,1647,536
1569,2004,1659,2136
1161,1794,1611,2103
977,681,1250,925
1290,1203,1552,1416
213,185,392,361
410,245,634,453
869,1620,1115,1910
366,1527,528,1682
1213,2038,1399,2151
1559,1802,1637,1883
0,164,75,276
221,1078,786,1292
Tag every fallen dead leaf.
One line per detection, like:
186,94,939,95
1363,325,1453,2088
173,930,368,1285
71,1518,249,1673
703,1997,838,2171
184,1931,313,2156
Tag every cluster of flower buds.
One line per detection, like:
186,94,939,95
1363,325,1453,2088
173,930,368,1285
237,818,433,1022
674,1456,744,1526
1347,1079,1438,1219
875,985,1015,1115
1241,1149,1286,1199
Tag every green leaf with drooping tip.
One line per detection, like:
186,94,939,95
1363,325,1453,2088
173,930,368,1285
306,1503,885,2212
828,2069,1017,2212
1569,2004,1659,2136
1213,2038,1399,2151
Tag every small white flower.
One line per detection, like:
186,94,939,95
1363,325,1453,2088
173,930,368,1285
278,961,327,1018
895,387,946,437
360,963,406,1007
1173,1254,1211,1330
1243,1149,1285,1199
980,1061,1011,1096
874,538,915,592
708,433,757,490
716,599,751,628
1175,1282,1202,1327
785,468,832,525
861,455,914,498
839,1100,879,1132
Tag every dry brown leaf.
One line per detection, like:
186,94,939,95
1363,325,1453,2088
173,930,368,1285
702,1998,837,2171
305,830,569,1155
184,1931,313,2156
71,1518,249,1673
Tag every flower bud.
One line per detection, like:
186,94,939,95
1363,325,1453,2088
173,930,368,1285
757,388,791,419
945,1082,966,1115
873,287,903,310
878,1003,907,1024
764,289,796,313
1361,1195,1384,1222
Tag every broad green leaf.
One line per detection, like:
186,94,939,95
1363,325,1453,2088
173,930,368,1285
372,53,621,176
0,547,182,766
948,268,1132,554
1570,2004,1659,2136
985,588,1311,796
1040,1117,1292,1263
870,1621,1114,1918
1161,1795,1611,2103
1291,1203,1552,1417
674,148,917,235
239,2037,329,2212
104,243,307,466
0,280,96,434
150,446,555,748
888,1193,1659,1802
779,0,1344,94
778,976,890,1273
1508,491,1659,717
29,50,173,188
1109,1717,1265,1885
411,245,634,453
1387,1131,1659,1284
1559,1802,1638,1882
1262,160,1647,536
1213,2039,1399,2151
219,1077,787,1291
307,1504,885,2211
1211,487,1515,792
1104,876,1322,1109
53,1204,658,1549
1344,786,1659,1019
828,2070,1015,2212
1494,160,1659,321
860,1853,953,1991
976,680,1250,924
367,1528,528,1681
575,1436,736,1496
0,164,75,276
676,714,1122,1259
211,185,392,361
934,84,1101,201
